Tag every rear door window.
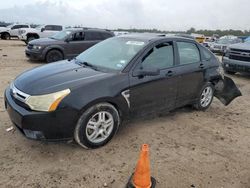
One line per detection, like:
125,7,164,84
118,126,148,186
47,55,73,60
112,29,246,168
85,32,99,40
177,42,201,65
52,25,63,31
44,25,62,31
22,25,29,28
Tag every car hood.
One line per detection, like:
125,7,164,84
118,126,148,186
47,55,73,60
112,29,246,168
0,27,8,32
229,43,250,50
29,37,61,45
213,43,228,47
14,60,111,95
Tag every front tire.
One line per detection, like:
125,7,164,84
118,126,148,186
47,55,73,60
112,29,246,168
74,103,120,149
45,49,63,63
2,33,10,40
194,83,214,111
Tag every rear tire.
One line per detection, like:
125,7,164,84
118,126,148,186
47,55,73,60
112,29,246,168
45,49,63,63
194,83,214,111
74,103,120,149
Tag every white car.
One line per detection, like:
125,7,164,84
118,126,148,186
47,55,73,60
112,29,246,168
0,24,30,39
18,25,63,44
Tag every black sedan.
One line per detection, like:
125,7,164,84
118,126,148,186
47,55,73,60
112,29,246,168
4,34,241,149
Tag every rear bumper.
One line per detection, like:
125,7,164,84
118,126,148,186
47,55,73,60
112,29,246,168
25,49,44,61
4,87,78,141
222,56,250,73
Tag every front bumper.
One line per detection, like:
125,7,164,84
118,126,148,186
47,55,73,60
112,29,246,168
222,57,250,73
25,48,44,61
19,35,27,40
4,87,78,141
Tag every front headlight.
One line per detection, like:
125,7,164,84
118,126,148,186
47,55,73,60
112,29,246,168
224,47,230,57
32,45,42,50
25,89,70,112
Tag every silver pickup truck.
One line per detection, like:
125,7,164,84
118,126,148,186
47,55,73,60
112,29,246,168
222,40,250,74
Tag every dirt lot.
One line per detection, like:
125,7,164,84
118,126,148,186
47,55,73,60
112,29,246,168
0,40,250,188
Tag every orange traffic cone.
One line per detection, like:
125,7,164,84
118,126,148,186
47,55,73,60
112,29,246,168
127,144,156,188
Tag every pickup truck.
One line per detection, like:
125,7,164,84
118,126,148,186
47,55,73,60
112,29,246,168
222,40,250,74
0,24,30,39
18,25,63,44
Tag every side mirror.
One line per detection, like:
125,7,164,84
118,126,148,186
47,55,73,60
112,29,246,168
134,67,160,77
41,28,45,32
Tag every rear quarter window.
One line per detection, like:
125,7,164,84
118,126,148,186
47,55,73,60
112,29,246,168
201,47,212,60
45,25,62,31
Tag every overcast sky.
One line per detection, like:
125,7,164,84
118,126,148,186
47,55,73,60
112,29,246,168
0,0,250,31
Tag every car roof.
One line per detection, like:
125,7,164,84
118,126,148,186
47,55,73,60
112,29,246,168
65,28,112,33
117,33,196,43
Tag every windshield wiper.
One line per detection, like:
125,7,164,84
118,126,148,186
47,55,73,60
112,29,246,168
81,62,99,71
76,60,98,71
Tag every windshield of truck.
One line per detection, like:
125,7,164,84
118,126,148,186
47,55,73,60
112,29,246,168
6,24,14,28
217,39,235,44
35,25,44,30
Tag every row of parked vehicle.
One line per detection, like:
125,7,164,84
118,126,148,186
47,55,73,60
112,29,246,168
1,24,250,74
0,23,63,43
0,23,115,63
201,35,250,74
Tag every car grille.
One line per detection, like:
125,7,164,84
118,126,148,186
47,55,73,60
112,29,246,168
230,48,250,53
10,84,31,109
27,44,33,50
229,48,250,62
214,45,221,49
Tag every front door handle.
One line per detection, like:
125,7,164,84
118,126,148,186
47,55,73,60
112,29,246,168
166,70,174,77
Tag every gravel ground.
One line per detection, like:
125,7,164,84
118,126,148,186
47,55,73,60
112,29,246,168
0,40,250,188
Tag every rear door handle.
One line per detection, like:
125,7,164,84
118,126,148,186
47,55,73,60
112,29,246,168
199,63,205,69
166,70,174,77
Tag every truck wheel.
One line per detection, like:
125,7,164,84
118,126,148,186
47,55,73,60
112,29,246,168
2,33,10,40
27,36,36,44
194,83,214,111
74,103,120,149
45,50,63,63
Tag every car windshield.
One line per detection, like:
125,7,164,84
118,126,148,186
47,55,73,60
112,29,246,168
76,37,147,71
50,30,72,40
244,39,250,43
6,24,14,28
35,25,44,30
217,38,235,44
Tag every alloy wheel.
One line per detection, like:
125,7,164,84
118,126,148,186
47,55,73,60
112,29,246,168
200,86,213,108
86,111,114,144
